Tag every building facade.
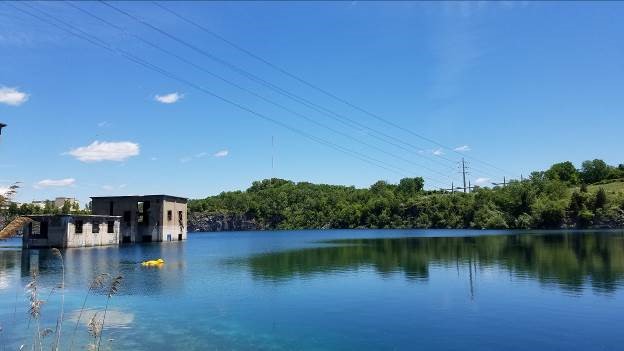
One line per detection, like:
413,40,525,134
22,214,121,248
54,197,79,209
90,195,187,243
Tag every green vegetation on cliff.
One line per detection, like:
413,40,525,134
189,159,624,230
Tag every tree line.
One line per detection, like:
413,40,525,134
188,159,624,230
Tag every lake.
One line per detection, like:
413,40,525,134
1,229,624,350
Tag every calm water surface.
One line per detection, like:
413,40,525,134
1,229,624,350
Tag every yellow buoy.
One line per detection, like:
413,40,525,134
141,258,165,266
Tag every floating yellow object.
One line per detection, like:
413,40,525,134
141,258,165,266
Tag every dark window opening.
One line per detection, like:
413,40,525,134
92,221,100,233
123,211,131,227
40,221,48,238
107,221,115,233
178,233,183,241
137,201,150,226
167,210,172,221
142,235,152,242
75,220,83,234
109,201,114,216
122,236,131,244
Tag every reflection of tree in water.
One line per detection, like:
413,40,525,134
246,232,624,293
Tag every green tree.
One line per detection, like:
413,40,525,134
396,177,424,197
545,161,579,184
61,200,72,214
594,188,607,209
581,159,610,184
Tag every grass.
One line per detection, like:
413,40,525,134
17,248,123,351
587,179,624,196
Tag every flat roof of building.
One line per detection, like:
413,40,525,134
90,194,188,202
25,214,122,219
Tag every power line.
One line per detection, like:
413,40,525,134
102,1,476,177
62,1,455,181
8,2,448,188
151,0,513,177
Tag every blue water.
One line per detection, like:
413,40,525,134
1,229,624,350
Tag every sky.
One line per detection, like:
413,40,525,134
1,1,623,206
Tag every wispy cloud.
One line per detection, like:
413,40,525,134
213,149,229,158
155,92,183,104
102,184,127,191
97,121,111,128
454,145,471,152
179,156,193,163
474,177,490,185
0,86,29,106
0,185,13,196
150,157,158,161
195,152,208,158
35,178,75,189
432,148,444,156
67,141,140,162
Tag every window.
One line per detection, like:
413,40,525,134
137,201,150,225
92,221,100,233
107,221,115,233
123,211,131,227
40,221,48,238
178,211,183,222
167,210,172,221
75,220,83,234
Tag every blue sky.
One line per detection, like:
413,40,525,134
1,1,623,206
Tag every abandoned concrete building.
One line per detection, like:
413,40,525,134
0,194,187,248
90,195,188,243
22,214,121,248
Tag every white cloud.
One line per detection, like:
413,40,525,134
67,141,140,162
454,145,471,152
432,148,444,156
0,86,29,106
102,184,126,191
474,177,490,185
213,149,229,158
195,152,208,158
35,178,75,188
154,92,183,104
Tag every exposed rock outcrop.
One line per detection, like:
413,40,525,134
188,212,261,232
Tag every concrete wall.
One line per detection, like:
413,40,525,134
65,218,119,248
92,198,141,243
161,199,188,241
23,216,120,248
92,196,187,243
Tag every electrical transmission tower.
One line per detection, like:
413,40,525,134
491,176,507,187
459,158,470,193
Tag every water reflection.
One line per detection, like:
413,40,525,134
245,232,624,293
16,242,187,296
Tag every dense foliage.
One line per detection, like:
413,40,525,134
189,160,624,230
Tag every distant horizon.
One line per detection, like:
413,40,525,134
1,1,623,206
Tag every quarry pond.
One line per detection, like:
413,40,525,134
1,229,624,350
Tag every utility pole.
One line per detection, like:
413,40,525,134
492,176,508,187
461,158,468,193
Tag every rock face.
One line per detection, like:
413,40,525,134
188,212,261,232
